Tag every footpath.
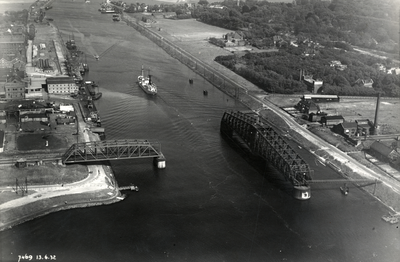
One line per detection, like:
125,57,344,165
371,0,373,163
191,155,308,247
127,15,400,212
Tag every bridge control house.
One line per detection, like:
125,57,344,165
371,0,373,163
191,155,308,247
46,77,78,94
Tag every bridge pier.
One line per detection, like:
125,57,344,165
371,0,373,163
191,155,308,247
153,154,166,169
293,186,311,200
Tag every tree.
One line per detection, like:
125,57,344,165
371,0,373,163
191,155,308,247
198,0,209,6
242,5,250,13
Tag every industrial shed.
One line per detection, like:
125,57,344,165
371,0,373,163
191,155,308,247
369,141,400,162
20,113,48,122
321,115,344,127
332,122,358,136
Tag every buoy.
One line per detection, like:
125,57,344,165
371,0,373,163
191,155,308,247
203,90,208,95
189,79,193,84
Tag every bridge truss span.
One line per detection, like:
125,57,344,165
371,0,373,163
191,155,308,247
62,139,164,165
221,111,312,199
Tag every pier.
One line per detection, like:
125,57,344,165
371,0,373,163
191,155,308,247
118,185,139,191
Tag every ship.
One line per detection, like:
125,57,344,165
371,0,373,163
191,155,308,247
137,65,157,95
382,213,399,224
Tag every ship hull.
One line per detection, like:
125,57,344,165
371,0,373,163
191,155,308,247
138,76,157,95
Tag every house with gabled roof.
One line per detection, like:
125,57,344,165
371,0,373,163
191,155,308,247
369,141,400,163
321,115,344,127
223,31,246,46
354,78,374,88
332,121,358,136
4,71,25,100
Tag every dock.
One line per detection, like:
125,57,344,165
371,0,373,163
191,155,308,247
118,185,139,192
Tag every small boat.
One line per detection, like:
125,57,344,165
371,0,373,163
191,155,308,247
116,194,126,200
382,213,400,224
137,65,157,95
340,183,349,195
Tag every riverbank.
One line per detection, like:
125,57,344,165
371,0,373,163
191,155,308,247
124,14,400,213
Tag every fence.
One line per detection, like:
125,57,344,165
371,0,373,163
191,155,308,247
122,15,263,111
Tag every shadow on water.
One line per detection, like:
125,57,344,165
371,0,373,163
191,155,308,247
220,131,295,197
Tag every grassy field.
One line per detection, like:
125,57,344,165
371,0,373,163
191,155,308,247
0,164,88,187
266,95,400,134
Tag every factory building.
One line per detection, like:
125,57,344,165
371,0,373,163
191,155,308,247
46,77,78,94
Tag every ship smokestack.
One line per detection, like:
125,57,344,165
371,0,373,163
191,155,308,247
373,93,381,135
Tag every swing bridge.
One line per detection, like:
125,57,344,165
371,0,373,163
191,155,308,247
220,111,380,200
61,139,166,167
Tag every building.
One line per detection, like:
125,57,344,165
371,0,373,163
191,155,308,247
330,60,347,71
355,119,372,136
223,32,246,46
56,116,75,125
46,77,78,94
20,112,48,122
369,141,400,163
4,72,25,100
354,78,374,88
302,94,340,103
332,122,358,136
0,130,4,153
0,111,6,124
0,34,25,55
303,75,323,93
26,76,46,98
296,99,320,114
387,67,400,75
321,115,344,127
308,112,326,122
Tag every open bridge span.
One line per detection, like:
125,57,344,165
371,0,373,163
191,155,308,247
221,111,312,200
62,139,165,168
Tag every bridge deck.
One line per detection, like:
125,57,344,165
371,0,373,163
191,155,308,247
62,139,163,164
221,111,312,187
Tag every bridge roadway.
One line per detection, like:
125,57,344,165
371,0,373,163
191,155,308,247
62,139,166,166
221,110,313,199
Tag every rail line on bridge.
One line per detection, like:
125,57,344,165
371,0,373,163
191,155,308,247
62,139,166,168
221,110,313,200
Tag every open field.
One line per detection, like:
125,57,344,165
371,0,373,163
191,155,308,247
266,95,400,134
0,164,88,187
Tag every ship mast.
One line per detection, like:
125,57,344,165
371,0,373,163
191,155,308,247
148,69,152,84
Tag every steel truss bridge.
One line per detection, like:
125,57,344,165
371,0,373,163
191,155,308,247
220,111,312,188
62,139,164,164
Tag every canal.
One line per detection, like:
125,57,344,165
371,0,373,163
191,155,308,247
0,0,398,261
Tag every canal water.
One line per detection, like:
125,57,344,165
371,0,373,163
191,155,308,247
0,1,399,261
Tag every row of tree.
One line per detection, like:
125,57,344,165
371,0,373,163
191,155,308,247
215,44,400,97
192,0,399,54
